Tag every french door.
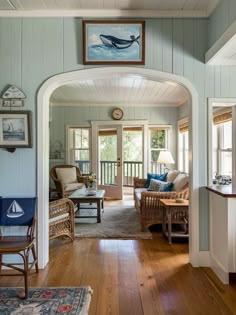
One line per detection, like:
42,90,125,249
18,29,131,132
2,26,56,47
91,121,148,199
97,125,123,199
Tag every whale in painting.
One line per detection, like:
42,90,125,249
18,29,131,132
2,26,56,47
99,34,140,49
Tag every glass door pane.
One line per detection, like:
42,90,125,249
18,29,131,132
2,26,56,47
123,127,143,186
98,128,118,185
97,126,123,199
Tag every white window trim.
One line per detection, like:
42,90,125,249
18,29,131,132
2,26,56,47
208,98,236,185
148,125,172,173
217,122,232,176
66,125,91,168
178,117,189,173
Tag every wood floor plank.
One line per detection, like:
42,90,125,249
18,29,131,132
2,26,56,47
132,240,165,315
96,240,119,315
202,268,236,314
146,238,234,315
117,240,144,315
79,239,104,315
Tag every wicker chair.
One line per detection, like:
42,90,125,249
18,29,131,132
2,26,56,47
134,177,189,231
0,197,38,299
49,198,75,241
50,164,87,198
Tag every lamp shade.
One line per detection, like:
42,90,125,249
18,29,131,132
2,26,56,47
157,150,175,164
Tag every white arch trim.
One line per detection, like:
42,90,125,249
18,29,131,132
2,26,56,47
37,67,200,268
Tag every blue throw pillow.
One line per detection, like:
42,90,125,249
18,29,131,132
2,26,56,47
162,182,174,192
145,172,167,188
147,179,173,192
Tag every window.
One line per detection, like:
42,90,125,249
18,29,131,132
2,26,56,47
212,107,232,177
213,121,232,176
148,126,170,173
68,127,90,175
178,119,189,173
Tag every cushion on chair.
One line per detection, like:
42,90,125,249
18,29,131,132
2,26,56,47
173,173,189,192
148,179,173,192
134,188,148,201
49,212,70,224
166,170,180,182
56,167,77,184
64,182,84,191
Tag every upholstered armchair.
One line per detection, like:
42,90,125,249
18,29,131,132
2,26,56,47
50,164,87,198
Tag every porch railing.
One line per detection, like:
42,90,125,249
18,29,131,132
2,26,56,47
123,161,143,186
75,160,143,187
150,162,161,174
75,160,90,175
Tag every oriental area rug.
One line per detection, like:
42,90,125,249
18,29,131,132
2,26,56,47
74,201,152,239
0,287,92,315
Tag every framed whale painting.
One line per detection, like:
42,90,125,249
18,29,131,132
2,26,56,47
83,20,145,65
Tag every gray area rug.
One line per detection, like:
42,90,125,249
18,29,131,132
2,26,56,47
74,203,152,239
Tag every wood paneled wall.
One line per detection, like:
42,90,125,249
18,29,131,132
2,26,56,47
1,16,236,251
209,0,236,48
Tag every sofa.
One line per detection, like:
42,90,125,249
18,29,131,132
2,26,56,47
134,170,189,231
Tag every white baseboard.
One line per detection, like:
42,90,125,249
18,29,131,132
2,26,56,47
196,251,210,266
210,253,229,284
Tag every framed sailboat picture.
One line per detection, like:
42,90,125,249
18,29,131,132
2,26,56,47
0,110,32,148
83,20,145,65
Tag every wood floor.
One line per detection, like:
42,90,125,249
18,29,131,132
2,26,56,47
1,192,236,314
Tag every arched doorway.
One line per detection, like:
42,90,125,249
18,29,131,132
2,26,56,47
37,67,199,268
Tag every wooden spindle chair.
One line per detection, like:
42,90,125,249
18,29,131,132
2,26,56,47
0,197,38,299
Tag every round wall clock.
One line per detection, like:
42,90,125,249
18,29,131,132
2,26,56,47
112,108,124,120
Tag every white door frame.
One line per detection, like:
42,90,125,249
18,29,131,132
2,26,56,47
93,123,123,199
37,67,199,268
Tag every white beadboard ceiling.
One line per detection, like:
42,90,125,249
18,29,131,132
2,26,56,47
0,0,219,17
50,76,189,107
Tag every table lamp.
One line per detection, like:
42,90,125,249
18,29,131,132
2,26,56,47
157,150,175,173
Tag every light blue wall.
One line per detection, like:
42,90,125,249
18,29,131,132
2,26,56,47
1,17,236,251
178,102,189,120
208,0,236,48
49,104,179,161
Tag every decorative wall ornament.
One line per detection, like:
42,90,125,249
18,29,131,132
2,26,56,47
0,85,26,107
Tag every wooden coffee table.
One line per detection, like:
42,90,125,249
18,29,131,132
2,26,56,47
160,198,189,244
68,189,105,223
